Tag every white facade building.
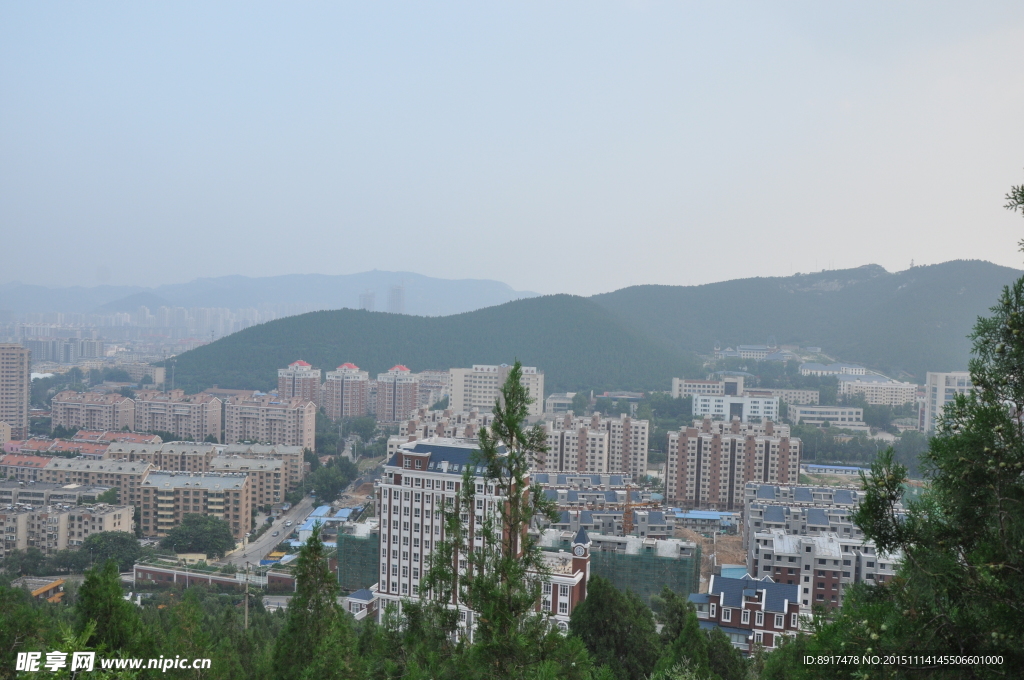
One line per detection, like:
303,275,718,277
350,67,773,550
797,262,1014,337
374,438,589,637
449,365,544,416
923,371,974,432
692,395,779,423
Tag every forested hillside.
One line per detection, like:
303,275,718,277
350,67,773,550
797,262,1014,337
167,295,701,394
592,260,1022,381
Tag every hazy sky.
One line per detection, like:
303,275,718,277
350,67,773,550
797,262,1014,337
3,2,1024,296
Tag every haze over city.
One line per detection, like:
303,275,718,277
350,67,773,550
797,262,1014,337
3,2,1024,295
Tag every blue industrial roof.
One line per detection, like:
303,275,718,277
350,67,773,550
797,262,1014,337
720,566,749,579
706,576,798,614
676,510,726,520
310,505,332,517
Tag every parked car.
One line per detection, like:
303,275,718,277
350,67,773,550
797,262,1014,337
272,531,280,537
285,520,293,527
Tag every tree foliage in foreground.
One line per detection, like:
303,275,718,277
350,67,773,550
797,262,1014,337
762,178,1024,680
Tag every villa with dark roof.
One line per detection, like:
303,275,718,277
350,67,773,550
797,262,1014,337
689,575,804,653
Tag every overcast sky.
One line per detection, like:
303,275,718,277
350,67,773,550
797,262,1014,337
2,2,1023,295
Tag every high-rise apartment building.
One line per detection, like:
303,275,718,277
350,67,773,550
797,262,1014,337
387,284,405,314
375,366,420,423
375,438,590,635
0,344,31,439
278,360,322,404
539,413,649,478
666,417,801,510
51,391,135,432
223,395,316,450
923,371,974,432
449,365,544,416
133,390,222,442
322,363,370,419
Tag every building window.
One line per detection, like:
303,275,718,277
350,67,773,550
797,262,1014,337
754,632,762,644
755,611,764,626
774,614,783,628
722,608,731,622
791,613,798,628
709,603,716,618
741,609,750,624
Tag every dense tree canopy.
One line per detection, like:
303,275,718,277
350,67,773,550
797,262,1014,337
160,514,237,558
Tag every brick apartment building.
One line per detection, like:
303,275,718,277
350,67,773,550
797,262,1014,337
540,413,649,478
375,366,420,423
690,575,804,653
322,363,370,419
278,360,322,404
666,417,800,510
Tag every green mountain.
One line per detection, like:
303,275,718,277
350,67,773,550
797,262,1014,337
168,260,1021,394
168,294,701,394
591,259,1022,382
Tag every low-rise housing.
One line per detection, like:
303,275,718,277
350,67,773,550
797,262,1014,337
747,529,900,610
690,575,804,653
0,454,54,481
789,405,867,430
137,471,251,540
838,374,917,407
209,456,284,507
42,458,151,505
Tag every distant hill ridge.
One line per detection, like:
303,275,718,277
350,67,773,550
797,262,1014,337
167,260,1021,393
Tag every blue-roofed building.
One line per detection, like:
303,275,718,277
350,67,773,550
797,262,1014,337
551,508,673,538
689,575,806,653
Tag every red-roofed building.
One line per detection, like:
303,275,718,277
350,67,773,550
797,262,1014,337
278,361,321,404
323,363,370,420
376,366,419,423
0,453,54,481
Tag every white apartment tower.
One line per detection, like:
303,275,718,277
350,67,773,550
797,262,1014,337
449,365,544,417
375,438,589,636
278,360,322,404
923,371,974,432
322,363,370,419
0,344,31,439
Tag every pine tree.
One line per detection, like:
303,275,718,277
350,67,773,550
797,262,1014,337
75,560,141,653
272,522,354,680
569,576,659,680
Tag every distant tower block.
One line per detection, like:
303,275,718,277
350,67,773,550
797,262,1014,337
388,285,405,314
359,290,376,312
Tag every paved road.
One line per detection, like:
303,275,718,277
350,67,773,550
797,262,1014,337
221,496,315,567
